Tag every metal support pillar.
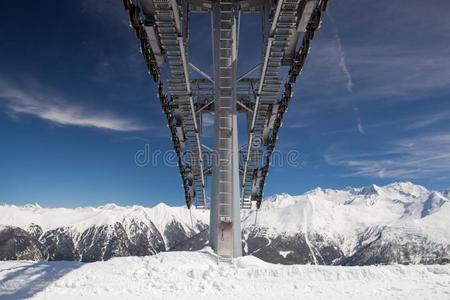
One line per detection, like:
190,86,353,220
210,0,242,257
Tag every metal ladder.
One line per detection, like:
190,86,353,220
215,0,235,226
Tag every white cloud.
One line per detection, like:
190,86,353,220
297,3,450,113
287,123,307,129
357,122,364,135
0,81,147,132
202,113,214,127
353,106,365,135
327,12,353,93
405,111,450,130
325,132,450,180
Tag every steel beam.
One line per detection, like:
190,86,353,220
210,0,242,258
125,0,329,257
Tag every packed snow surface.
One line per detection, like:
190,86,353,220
0,249,449,300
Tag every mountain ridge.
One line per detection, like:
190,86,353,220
1,182,449,265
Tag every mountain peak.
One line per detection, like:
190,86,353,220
152,202,172,210
383,182,428,197
98,203,120,210
23,203,42,209
348,184,381,196
384,181,424,190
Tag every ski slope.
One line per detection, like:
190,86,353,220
1,249,449,300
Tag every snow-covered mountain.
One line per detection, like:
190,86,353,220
0,203,209,262
1,182,449,265
238,182,450,265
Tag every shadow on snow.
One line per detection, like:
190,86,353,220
0,261,84,299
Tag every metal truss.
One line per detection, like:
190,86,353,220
122,0,328,213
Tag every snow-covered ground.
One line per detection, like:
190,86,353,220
1,249,449,300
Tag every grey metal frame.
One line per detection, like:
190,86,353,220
124,0,328,257
210,0,242,257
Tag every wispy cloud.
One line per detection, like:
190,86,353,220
327,12,369,136
298,2,450,111
0,80,147,132
287,123,308,129
202,113,214,127
405,111,450,130
344,47,450,102
325,132,450,180
327,12,353,93
352,106,365,135
322,109,450,136
200,112,215,137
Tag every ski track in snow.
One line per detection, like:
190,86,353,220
308,197,325,264
0,251,449,300
302,197,320,265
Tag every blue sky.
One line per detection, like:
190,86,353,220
1,0,449,207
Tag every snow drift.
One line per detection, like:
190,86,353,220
1,249,449,300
